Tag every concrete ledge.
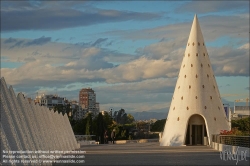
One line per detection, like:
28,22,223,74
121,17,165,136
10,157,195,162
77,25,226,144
115,140,127,144
115,139,159,144
79,139,159,145
211,142,250,157
79,140,99,145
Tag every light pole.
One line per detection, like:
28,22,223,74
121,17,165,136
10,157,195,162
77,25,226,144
109,107,113,120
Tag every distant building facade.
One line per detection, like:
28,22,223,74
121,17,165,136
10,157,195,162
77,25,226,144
79,88,99,115
96,102,100,112
69,100,86,120
232,106,250,119
223,104,232,130
35,94,65,109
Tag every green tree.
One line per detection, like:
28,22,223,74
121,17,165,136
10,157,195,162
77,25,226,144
113,109,135,125
53,104,72,116
121,129,127,139
85,113,93,135
151,119,166,132
126,114,135,124
93,113,105,144
72,118,86,135
53,104,64,114
64,103,72,116
231,117,250,135
136,121,147,131
103,111,113,130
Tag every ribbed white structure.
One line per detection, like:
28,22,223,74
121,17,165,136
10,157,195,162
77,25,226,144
160,15,230,146
1,78,26,166
17,93,41,150
9,86,34,152
63,114,78,150
0,77,79,165
29,101,47,151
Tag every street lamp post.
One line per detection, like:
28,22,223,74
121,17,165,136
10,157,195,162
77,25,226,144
109,107,113,120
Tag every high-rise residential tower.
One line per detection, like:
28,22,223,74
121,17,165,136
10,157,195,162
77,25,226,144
79,88,98,115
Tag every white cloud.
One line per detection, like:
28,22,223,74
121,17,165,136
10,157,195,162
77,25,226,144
105,14,248,44
238,43,249,50
1,10,249,115
2,39,248,89
65,61,77,67
93,77,176,113
139,40,186,60
95,77,176,94
81,47,100,57
101,56,180,83
176,1,248,13
208,44,249,76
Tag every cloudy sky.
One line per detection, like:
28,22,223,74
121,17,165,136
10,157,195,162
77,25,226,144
1,1,249,118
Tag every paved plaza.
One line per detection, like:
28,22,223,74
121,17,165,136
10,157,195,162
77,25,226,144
54,142,249,165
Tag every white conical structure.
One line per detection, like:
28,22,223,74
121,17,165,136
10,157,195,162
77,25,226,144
160,15,230,146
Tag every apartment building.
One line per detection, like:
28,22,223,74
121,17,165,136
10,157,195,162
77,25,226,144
79,88,99,115
35,94,65,110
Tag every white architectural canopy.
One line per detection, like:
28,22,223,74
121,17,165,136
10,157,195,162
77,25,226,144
160,15,230,146
0,77,79,165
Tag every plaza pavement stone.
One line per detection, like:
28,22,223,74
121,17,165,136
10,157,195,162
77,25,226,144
53,142,249,166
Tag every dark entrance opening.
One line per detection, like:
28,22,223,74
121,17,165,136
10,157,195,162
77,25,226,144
185,114,208,146
192,125,202,145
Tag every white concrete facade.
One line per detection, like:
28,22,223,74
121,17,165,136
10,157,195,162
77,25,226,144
160,15,230,146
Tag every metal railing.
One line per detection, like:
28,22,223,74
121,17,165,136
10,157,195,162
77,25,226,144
75,135,95,141
212,134,250,148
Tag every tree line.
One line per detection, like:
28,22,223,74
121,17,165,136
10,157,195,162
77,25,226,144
53,104,167,143
68,109,166,143
69,109,138,144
